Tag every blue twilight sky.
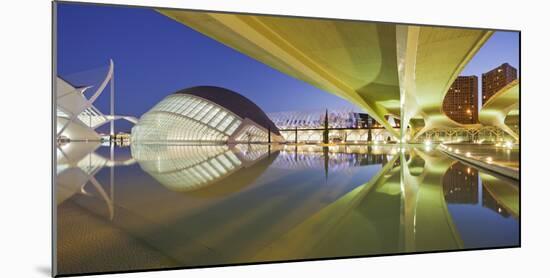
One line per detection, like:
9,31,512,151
56,3,519,132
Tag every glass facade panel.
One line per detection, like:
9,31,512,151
226,120,241,135
201,107,219,123
210,110,227,127
195,104,212,121
217,115,234,131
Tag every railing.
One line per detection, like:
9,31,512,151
415,126,518,143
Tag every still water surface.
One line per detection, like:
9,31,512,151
56,143,519,275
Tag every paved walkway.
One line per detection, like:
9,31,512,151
438,144,519,180
440,144,519,169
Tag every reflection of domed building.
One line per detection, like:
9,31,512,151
131,143,278,196
131,86,282,143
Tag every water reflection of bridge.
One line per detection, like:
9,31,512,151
273,145,391,171
251,147,518,260
56,144,518,273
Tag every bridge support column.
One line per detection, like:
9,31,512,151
396,26,421,144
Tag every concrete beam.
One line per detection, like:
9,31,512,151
479,80,519,141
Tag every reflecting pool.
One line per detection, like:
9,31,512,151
55,143,519,275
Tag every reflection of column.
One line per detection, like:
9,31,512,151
413,149,464,250
399,150,420,252
396,152,405,249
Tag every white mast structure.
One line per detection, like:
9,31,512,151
110,59,115,140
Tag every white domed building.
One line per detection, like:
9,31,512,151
131,86,283,144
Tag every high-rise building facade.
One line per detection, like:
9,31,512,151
482,63,518,105
443,75,478,124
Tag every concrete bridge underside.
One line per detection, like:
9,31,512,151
479,80,519,141
158,10,494,141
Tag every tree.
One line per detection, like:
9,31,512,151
323,109,329,144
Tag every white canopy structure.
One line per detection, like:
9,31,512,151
56,60,137,141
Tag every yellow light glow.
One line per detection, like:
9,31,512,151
505,141,513,149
